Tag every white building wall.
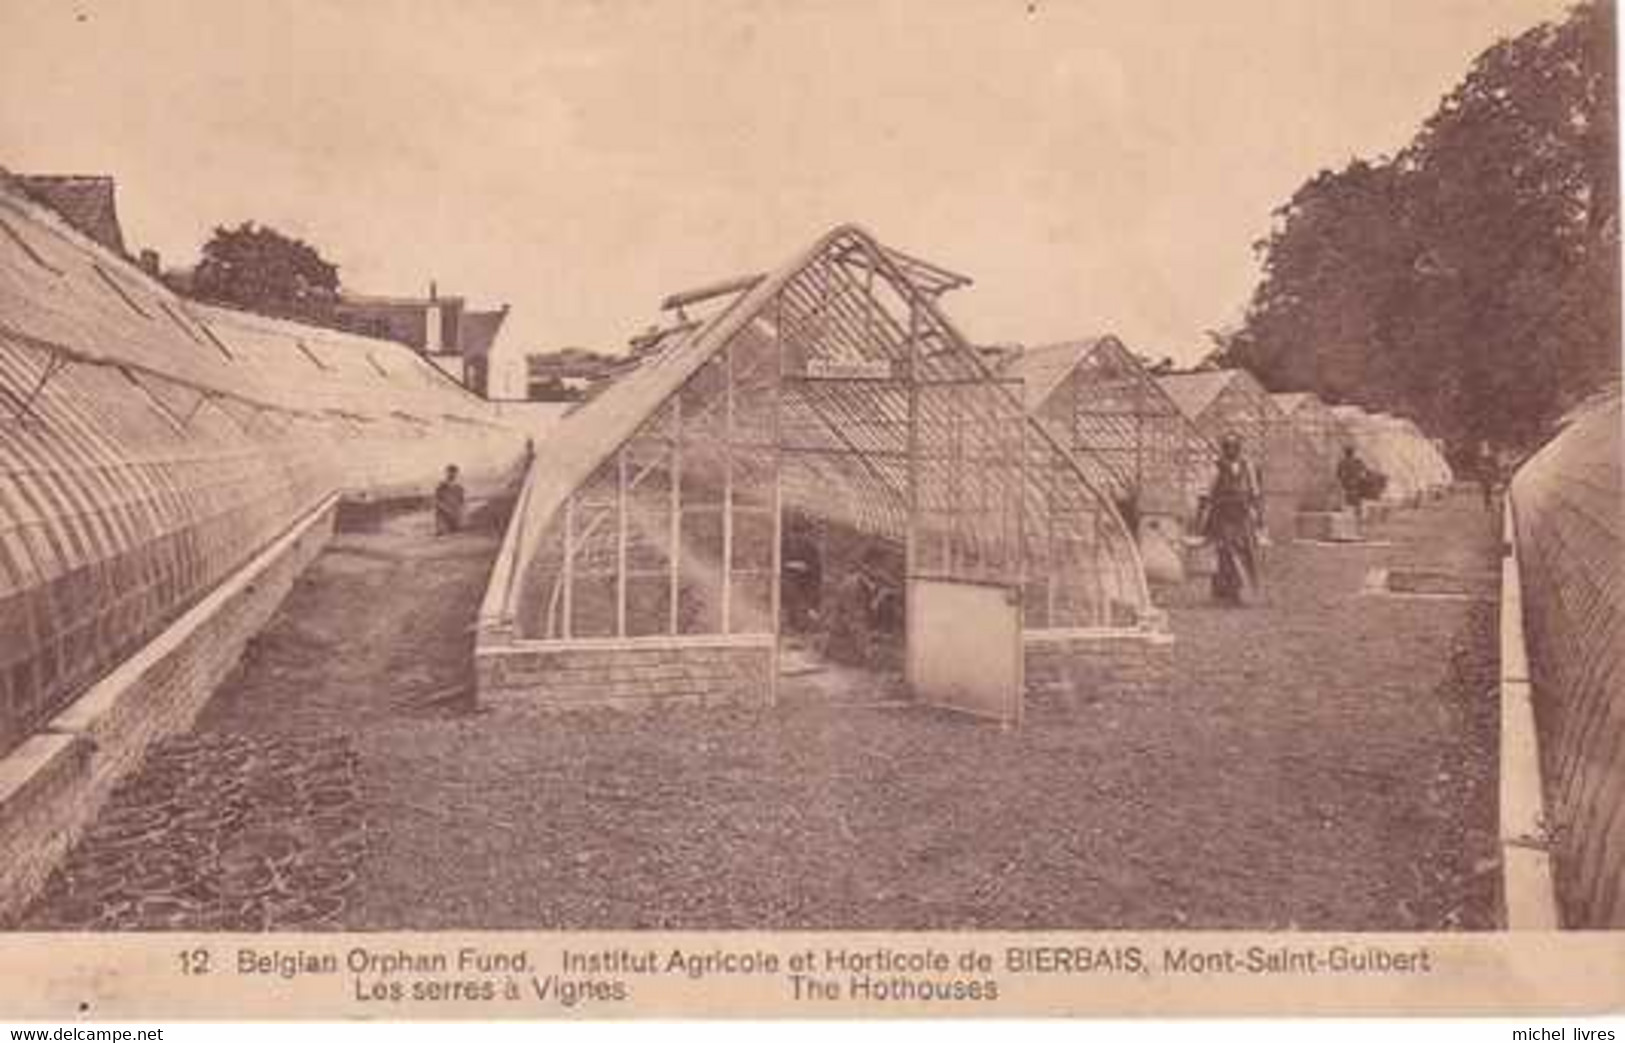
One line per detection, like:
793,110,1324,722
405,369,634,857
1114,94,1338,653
487,341,529,401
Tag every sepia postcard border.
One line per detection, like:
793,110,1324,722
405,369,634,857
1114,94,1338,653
3,931,1624,1019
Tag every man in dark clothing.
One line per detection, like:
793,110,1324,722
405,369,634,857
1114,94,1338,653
1336,446,1369,518
1204,434,1261,605
434,464,465,535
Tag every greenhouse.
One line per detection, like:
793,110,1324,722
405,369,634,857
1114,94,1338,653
1508,389,1622,927
0,173,529,755
1154,368,1330,538
476,226,1168,725
1329,406,1452,503
1000,336,1216,528
1271,391,1344,467
1396,416,1455,492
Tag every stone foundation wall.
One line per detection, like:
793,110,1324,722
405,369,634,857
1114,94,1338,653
1296,509,1361,542
1024,631,1174,706
0,497,336,923
476,638,775,711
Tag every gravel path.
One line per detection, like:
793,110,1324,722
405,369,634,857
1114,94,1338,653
22,490,1502,931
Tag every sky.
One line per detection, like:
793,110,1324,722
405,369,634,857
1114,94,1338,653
0,0,1574,369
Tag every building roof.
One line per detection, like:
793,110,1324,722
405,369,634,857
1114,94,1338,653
336,291,466,308
1155,369,1242,421
457,307,509,359
1271,391,1316,415
16,174,127,256
1000,336,1112,406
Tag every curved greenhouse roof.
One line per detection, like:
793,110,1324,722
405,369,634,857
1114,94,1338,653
1509,389,1623,927
0,171,529,754
1329,406,1451,502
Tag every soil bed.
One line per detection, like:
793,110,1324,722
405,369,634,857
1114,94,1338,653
23,491,1502,930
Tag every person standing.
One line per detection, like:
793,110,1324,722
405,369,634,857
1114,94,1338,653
1477,442,1501,512
434,464,465,535
1204,434,1262,605
1336,445,1369,520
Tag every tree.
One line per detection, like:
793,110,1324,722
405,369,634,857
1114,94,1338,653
1229,160,1420,400
1230,0,1618,452
191,221,340,323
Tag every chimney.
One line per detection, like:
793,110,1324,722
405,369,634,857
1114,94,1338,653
429,279,438,302
138,248,161,277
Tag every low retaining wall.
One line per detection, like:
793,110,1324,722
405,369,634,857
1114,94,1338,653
1498,497,1559,929
1024,626,1174,704
0,496,337,924
475,458,777,712
476,633,777,710
1296,509,1360,543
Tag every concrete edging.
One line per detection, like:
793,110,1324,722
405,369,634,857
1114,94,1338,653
1499,495,1561,929
0,494,339,923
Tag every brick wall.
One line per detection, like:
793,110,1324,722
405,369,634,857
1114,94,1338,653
0,499,335,923
477,638,775,711
1024,631,1174,707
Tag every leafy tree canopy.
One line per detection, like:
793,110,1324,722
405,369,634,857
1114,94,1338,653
191,221,341,323
1222,0,1618,452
